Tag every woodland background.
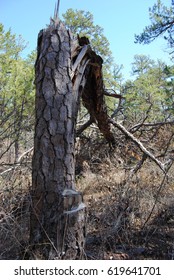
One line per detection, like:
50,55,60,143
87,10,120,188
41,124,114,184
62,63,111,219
0,1,174,259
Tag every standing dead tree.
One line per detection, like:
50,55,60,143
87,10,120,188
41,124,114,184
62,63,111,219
29,8,115,259
30,20,85,259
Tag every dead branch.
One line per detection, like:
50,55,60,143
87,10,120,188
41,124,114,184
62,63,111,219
0,166,17,176
76,118,94,136
130,120,174,132
109,119,173,173
17,147,33,163
129,104,152,133
142,171,168,229
104,91,124,99
0,147,33,176
111,97,124,118
158,131,174,158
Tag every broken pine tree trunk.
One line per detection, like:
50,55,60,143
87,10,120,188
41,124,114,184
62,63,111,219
29,21,86,259
29,11,116,259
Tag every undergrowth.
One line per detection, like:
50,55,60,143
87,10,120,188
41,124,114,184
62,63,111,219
0,129,174,259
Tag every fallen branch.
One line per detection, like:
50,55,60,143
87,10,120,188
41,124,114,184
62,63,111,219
0,166,19,176
17,147,34,163
110,119,173,173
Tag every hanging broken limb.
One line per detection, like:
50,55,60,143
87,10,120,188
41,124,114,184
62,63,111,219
71,35,173,173
70,35,116,144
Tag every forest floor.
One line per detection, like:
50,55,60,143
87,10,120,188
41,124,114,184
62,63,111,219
0,131,174,260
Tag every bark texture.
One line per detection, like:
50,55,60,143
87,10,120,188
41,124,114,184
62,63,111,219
30,22,86,259
30,18,115,259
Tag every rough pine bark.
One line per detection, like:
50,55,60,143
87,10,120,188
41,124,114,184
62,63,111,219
29,22,86,259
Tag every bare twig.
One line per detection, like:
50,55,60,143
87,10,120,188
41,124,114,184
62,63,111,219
0,166,19,176
17,147,33,163
0,147,33,176
158,132,174,158
76,119,94,136
129,104,152,133
130,120,174,132
141,170,170,229
111,97,124,118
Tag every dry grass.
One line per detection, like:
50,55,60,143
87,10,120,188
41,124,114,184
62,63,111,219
0,166,31,259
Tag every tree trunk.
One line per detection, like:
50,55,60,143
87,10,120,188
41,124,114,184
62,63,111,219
29,14,116,259
29,22,86,259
